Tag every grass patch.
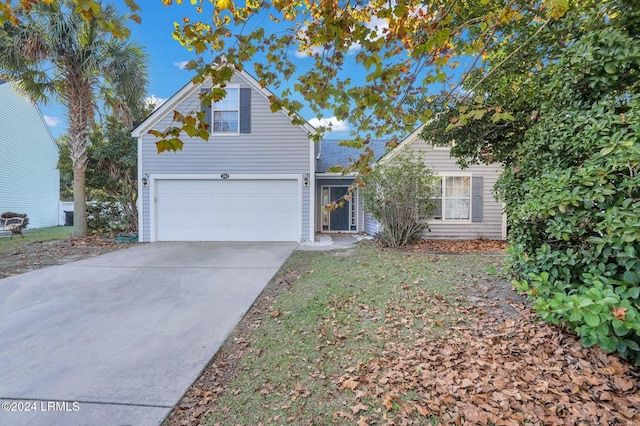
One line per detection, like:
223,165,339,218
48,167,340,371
0,226,73,255
204,246,506,425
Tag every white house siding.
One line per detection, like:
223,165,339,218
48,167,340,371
402,138,504,240
315,177,364,233
0,83,60,229
137,73,312,242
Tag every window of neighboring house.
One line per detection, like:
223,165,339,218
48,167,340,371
432,175,471,220
212,88,239,133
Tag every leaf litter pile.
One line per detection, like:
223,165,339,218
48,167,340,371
165,241,639,425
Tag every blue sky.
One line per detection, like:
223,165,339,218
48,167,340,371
39,1,357,140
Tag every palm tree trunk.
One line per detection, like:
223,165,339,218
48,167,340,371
72,166,88,237
67,74,92,238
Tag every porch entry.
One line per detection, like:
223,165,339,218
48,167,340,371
321,186,357,232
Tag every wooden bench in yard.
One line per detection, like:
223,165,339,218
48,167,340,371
0,217,25,239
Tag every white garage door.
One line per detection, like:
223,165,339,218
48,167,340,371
155,179,299,241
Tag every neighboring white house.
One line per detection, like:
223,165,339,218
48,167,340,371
0,81,60,229
132,65,315,243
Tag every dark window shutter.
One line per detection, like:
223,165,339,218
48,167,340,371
239,87,251,133
472,176,483,222
200,88,211,130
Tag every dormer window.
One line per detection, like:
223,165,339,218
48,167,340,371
212,88,239,133
201,86,251,134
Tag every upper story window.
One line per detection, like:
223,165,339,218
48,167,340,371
201,86,251,135
212,88,239,133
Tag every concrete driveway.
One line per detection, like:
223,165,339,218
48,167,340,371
0,241,296,426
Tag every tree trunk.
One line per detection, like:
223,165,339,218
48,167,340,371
72,166,88,237
66,72,92,238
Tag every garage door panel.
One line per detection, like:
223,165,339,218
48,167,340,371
155,179,299,242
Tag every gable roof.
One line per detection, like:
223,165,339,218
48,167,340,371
316,139,389,173
131,65,315,138
376,123,427,164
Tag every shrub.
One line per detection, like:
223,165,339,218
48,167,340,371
503,29,640,364
87,201,127,234
360,151,437,247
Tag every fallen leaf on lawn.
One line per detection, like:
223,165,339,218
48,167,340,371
598,366,622,375
271,309,281,318
333,410,354,420
351,402,368,414
415,404,429,416
460,378,474,388
382,394,399,411
357,416,369,426
612,376,634,391
341,377,359,390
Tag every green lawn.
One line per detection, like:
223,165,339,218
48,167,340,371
199,246,509,425
175,245,637,425
0,226,73,255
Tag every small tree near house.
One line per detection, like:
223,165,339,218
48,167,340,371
360,151,438,248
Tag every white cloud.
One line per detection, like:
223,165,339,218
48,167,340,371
347,42,361,55
43,115,60,127
146,95,167,110
173,61,189,69
309,116,350,132
365,15,389,39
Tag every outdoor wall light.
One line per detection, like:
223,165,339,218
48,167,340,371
142,174,149,187
303,174,310,187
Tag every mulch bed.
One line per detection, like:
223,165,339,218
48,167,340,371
403,238,509,254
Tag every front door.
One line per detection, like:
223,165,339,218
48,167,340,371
329,187,350,231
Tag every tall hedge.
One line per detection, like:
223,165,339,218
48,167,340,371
503,29,640,364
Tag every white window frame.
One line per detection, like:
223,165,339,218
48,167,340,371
211,85,240,135
432,173,472,223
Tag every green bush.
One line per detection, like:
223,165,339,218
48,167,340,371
360,150,438,247
87,201,127,234
504,29,640,364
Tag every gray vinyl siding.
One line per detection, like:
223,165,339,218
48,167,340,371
138,73,312,241
363,213,380,236
315,177,363,233
404,139,504,240
0,83,60,229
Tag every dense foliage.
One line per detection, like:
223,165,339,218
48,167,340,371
425,1,640,363
507,28,640,364
360,151,437,247
58,108,149,233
